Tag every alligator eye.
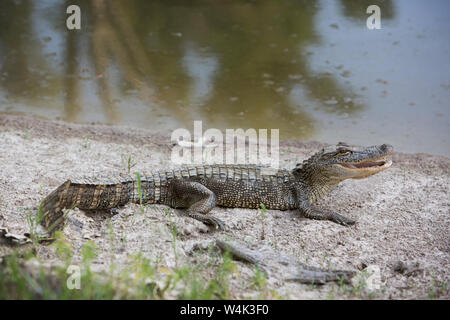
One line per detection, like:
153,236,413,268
338,150,352,156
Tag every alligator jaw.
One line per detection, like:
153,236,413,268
339,156,392,173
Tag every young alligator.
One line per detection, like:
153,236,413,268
39,142,393,236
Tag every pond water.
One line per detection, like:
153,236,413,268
0,0,449,155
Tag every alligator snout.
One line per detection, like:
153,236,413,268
379,144,394,154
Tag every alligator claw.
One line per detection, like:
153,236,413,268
203,216,226,231
332,213,356,226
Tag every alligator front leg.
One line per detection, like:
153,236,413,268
299,200,355,226
170,179,225,230
305,207,355,226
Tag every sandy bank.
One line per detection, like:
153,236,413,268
0,113,448,299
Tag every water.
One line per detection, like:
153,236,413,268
0,0,449,156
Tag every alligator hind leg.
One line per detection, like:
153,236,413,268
170,179,225,230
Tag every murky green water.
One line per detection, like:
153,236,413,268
0,0,449,155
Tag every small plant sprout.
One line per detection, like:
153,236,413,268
250,266,272,298
82,137,90,149
127,155,136,173
259,203,267,240
135,171,145,214
25,200,46,245
428,277,448,299
51,232,73,267
165,208,179,267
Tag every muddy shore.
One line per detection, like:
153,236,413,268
0,113,448,299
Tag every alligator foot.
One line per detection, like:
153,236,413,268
329,212,356,226
175,209,226,231
303,207,356,226
190,213,226,231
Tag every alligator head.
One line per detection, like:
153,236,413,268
295,142,393,186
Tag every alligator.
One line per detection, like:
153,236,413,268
38,142,393,236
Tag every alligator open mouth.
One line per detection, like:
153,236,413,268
340,157,392,171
